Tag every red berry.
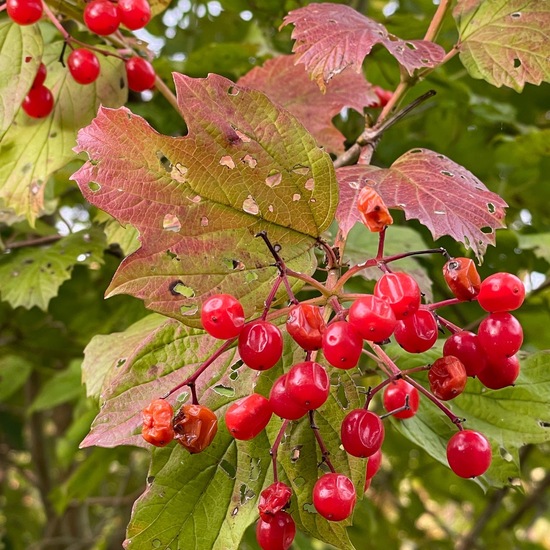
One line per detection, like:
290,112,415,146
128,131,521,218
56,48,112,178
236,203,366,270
477,272,525,312
268,374,308,420
225,393,272,440
446,430,492,478
348,294,397,342
125,56,156,92
83,0,120,35
477,312,523,360
341,409,384,458
173,404,218,454
443,257,481,301
31,63,47,89
383,379,419,419
443,331,487,377
201,294,244,339
67,48,101,85
370,86,393,108
477,354,520,390
285,303,325,350
313,473,356,521
238,320,283,371
374,272,421,319
258,482,292,521
256,511,295,550
322,321,363,369
394,308,438,353
428,356,467,401
22,85,54,118
141,399,174,446
366,448,382,480
285,361,330,410
117,0,151,30
7,0,43,25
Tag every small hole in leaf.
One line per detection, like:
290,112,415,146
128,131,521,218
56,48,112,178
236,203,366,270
25,56,32,63
405,42,417,50
156,151,171,171
88,181,101,192
291,164,310,175
481,227,493,234
274,244,282,253
241,154,257,168
511,11,521,18
410,148,423,154
201,216,209,227
179,304,198,316
220,459,236,478
243,196,259,215
219,155,235,169
265,171,282,188
305,178,314,191
513,58,521,68
232,259,245,270
487,203,496,214
441,170,454,177
227,85,239,96
239,484,255,504
231,359,243,371
499,447,513,462
231,507,239,517
303,503,316,513
116,358,126,368
538,420,550,428
213,384,235,397
169,280,195,298
292,193,301,201
421,58,429,64
229,371,238,381
147,476,155,484
166,250,178,260
163,213,181,232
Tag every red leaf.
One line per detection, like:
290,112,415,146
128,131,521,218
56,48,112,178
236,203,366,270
337,150,507,257
282,3,445,90
238,55,377,154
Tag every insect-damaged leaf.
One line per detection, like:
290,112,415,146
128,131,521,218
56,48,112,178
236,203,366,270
336,150,507,258
454,0,550,92
282,2,445,91
72,74,337,325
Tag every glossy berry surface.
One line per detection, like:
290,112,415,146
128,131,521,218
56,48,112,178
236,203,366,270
173,404,217,454
341,409,384,458
348,294,397,342
31,63,47,89
374,271,421,319
200,293,244,339
68,48,101,85
22,85,54,118
285,361,329,410
477,354,520,390
7,0,43,25
238,320,283,370
366,448,382,480
258,482,292,521
141,399,174,447
394,308,438,353
225,393,272,440
286,303,325,350
322,321,363,369
313,473,356,522
256,511,295,550
443,257,481,301
383,379,419,419
269,374,308,420
443,331,487,377
117,0,151,30
428,356,467,401
83,0,120,35
477,272,525,312
446,430,492,478
371,86,393,108
125,56,156,91
477,312,523,360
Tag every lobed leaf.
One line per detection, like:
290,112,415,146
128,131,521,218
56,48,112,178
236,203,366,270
0,41,126,223
0,21,43,139
72,74,337,325
282,3,445,91
238,54,377,154
0,227,106,310
454,0,550,92
337,149,508,258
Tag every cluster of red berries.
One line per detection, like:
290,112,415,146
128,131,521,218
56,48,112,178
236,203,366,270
8,0,156,119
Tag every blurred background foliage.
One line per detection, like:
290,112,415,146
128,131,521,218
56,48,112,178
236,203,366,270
1,0,549,548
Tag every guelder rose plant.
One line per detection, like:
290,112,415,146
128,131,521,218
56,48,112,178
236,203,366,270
3,0,549,548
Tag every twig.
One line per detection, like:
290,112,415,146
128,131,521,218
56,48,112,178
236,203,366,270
5,235,63,250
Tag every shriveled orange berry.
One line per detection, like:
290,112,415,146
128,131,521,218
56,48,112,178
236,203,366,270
142,399,175,447
357,186,393,232
173,404,218,453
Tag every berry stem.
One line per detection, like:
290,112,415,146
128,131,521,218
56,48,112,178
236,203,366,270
369,343,401,377
261,275,285,320
427,297,463,310
380,394,411,419
270,419,290,483
376,227,387,259
384,247,450,264
437,315,462,334
309,411,336,473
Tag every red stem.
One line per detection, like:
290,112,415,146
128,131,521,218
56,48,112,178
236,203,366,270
309,411,335,473
270,419,290,483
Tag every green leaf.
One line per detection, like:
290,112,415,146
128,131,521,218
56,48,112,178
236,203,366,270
0,41,126,223
394,350,550,488
0,227,106,310
72,74,337,325
454,0,550,92
0,355,33,401
0,21,43,138
518,232,550,263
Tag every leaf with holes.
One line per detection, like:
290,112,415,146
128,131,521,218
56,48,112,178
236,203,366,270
72,74,337,326
454,0,550,92
282,3,445,90
238,54,377,154
338,149,507,258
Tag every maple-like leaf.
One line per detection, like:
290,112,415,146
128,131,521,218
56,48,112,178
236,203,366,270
282,3,445,90
72,74,337,325
454,0,550,92
336,149,507,258
238,54,377,154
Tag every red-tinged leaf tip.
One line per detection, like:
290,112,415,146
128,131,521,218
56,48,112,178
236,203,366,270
282,3,445,90
238,55,377,154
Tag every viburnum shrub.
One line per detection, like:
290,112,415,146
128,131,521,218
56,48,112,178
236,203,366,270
4,0,547,548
